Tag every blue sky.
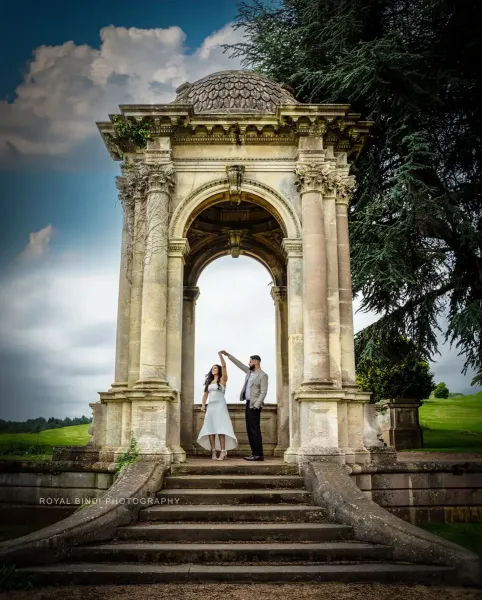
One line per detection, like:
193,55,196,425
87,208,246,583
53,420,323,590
0,0,478,421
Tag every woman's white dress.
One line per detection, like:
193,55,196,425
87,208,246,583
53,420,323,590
197,383,238,451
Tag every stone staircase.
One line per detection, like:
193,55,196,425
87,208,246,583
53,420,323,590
24,461,454,584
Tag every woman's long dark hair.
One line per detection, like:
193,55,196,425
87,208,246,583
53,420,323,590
204,364,223,393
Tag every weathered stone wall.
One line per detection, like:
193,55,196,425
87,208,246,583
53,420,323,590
351,462,482,524
0,470,114,505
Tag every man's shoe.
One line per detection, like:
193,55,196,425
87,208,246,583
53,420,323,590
243,455,254,461
244,455,264,461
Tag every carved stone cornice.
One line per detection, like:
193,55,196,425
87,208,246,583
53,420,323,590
226,165,245,204
271,286,287,303
146,162,176,195
168,238,190,258
294,162,333,194
282,238,303,258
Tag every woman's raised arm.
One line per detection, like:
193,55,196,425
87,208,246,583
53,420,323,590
218,351,228,386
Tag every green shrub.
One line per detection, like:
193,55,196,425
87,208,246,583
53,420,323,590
356,334,435,403
0,442,51,456
433,382,450,398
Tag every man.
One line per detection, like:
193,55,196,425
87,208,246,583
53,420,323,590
221,351,268,461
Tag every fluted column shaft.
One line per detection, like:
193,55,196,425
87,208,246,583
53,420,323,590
136,162,175,387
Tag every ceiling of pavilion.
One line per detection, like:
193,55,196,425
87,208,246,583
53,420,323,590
184,199,286,286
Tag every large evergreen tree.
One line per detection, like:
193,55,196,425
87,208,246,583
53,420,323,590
230,0,482,384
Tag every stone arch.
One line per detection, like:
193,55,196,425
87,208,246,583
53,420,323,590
169,177,302,240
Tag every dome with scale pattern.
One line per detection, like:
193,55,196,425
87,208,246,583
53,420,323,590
172,70,299,114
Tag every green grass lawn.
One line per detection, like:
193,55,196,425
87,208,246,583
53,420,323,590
420,523,482,556
0,424,91,459
410,391,482,452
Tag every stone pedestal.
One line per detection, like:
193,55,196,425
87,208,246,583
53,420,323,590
378,398,424,450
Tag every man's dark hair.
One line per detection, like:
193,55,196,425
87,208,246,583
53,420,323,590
250,355,261,362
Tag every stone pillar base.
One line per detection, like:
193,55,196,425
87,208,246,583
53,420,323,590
134,379,170,390
294,384,345,466
87,387,184,466
284,447,300,464
109,381,128,392
274,445,289,457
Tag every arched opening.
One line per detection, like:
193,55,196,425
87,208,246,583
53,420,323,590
180,196,291,457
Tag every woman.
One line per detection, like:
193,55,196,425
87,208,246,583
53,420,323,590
197,351,238,460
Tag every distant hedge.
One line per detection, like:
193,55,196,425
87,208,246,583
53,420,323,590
0,416,91,434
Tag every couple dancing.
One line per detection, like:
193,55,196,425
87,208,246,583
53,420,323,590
197,350,268,461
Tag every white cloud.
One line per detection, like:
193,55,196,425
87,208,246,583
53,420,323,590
20,224,55,260
0,23,244,161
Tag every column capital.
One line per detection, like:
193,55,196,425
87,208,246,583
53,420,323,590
146,162,176,195
335,174,355,205
116,160,149,208
169,237,190,258
294,161,333,194
183,286,200,303
282,238,303,258
271,285,287,303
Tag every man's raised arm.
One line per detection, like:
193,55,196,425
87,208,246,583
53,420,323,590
221,351,249,374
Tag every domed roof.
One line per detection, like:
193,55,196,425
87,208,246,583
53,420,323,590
172,70,299,114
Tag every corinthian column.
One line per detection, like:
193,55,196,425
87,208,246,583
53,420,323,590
295,161,332,387
111,164,135,390
335,172,357,387
126,161,148,388
136,162,175,388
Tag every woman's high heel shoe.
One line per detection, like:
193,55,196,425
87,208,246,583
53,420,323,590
218,450,227,461
211,449,217,460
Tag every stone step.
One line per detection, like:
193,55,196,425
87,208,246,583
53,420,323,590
171,463,298,476
156,488,312,505
71,541,393,563
116,522,353,543
139,504,327,523
21,563,455,585
164,475,305,490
